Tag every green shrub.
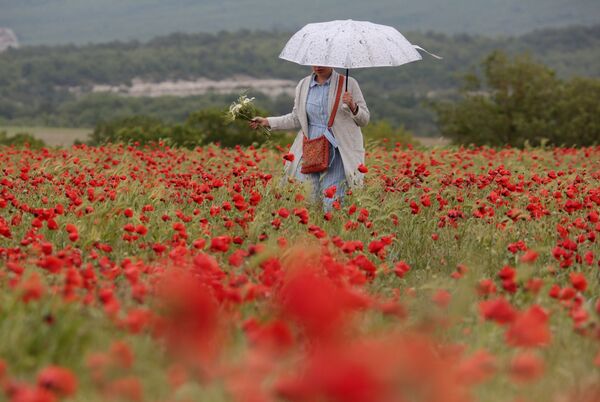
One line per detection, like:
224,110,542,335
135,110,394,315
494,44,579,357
89,108,275,148
0,131,46,149
185,108,268,148
89,115,165,145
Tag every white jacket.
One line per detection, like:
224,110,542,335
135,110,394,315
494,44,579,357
267,70,370,188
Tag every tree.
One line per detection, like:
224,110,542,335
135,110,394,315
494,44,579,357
434,51,600,147
554,77,600,146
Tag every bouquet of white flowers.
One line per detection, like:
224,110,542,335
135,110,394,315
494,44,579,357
226,94,271,137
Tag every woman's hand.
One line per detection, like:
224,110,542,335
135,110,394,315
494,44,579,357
342,92,358,114
249,117,270,130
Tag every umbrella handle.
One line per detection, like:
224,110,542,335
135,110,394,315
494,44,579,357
345,69,349,92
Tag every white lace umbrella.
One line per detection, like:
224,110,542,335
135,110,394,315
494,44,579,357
279,19,441,90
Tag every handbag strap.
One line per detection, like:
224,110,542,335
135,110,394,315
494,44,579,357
327,75,345,129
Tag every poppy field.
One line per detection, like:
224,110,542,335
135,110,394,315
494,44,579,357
0,142,599,402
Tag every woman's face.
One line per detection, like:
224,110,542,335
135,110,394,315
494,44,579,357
311,66,333,77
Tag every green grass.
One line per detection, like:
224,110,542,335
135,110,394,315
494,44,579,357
0,143,598,401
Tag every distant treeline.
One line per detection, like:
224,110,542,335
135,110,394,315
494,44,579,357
0,25,599,136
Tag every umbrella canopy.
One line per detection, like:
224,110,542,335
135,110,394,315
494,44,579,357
279,19,440,70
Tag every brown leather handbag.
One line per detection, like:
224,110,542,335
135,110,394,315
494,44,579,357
300,75,345,174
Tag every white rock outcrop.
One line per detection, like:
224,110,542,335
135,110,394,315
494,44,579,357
86,76,297,99
0,28,19,52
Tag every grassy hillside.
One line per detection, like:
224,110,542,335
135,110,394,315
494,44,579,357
1,25,598,135
1,0,599,45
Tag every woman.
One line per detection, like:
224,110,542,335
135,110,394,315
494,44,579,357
251,66,369,208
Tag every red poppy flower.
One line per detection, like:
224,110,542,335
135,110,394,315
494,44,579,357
569,272,587,292
520,249,539,263
324,186,337,199
210,236,231,252
37,365,78,397
505,305,551,348
107,377,143,402
457,349,497,385
432,290,451,308
476,279,497,296
479,297,516,325
135,225,148,236
21,273,44,303
368,240,384,254
508,352,544,383
394,261,411,278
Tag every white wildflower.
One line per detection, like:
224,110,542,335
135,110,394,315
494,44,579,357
224,93,271,137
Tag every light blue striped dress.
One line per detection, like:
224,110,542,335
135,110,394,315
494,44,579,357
295,74,346,209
